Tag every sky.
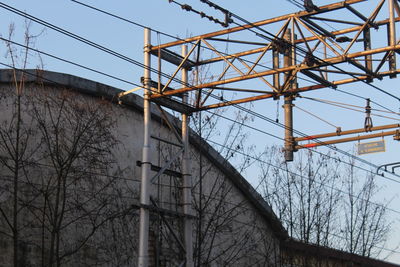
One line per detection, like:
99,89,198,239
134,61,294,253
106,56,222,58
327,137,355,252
0,0,399,264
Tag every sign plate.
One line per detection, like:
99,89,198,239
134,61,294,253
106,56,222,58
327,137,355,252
358,140,386,155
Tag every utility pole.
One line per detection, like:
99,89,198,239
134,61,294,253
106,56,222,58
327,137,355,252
389,0,397,76
283,29,295,162
181,44,194,267
138,28,151,267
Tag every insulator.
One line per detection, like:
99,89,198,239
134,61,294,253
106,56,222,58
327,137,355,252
181,4,192,11
364,98,373,131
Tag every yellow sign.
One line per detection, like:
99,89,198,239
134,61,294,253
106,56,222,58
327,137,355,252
358,140,386,155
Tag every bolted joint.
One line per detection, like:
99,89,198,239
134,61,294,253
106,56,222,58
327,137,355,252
140,76,153,88
394,130,400,141
305,52,319,67
284,137,296,162
272,39,291,54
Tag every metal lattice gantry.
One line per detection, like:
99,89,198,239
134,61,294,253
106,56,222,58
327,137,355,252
147,0,400,160
150,0,400,109
139,0,400,266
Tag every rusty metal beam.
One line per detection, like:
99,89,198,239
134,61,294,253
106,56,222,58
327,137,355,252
197,69,400,111
296,130,398,150
198,17,400,66
296,124,400,142
150,44,400,100
151,48,195,69
146,69,400,113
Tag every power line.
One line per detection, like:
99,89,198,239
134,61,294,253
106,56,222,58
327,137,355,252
70,0,178,41
2,62,399,259
3,60,399,217
286,0,304,10
160,0,400,114
205,100,400,182
168,0,231,28
70,0,324,87
0,37,142,88
205,138,400,216
233,17,400,102
300,96,400,121
0,2,179,85
199,89,400,181
70,0,400,118
334,87,400,115
1,8,398,262
2,2,399,180
196,0,400,104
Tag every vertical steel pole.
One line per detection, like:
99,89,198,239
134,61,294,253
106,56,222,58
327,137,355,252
389,0,397,76
181,44,194,267
363,28,372,82
138,28,151,267
284,29,294,162
273,49,280,92
290,20,297,89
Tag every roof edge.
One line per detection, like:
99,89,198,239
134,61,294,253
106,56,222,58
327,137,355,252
282,239,400,267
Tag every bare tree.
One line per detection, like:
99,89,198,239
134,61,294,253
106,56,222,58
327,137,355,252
259,147,390,258
0,24,140,266
27,86,120,266
342,159,390,257
0,22,44,267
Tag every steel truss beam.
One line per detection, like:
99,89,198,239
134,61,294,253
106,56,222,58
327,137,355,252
148,0,400,113
295,123,400,149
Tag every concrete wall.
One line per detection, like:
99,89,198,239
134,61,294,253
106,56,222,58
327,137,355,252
0,69,283,267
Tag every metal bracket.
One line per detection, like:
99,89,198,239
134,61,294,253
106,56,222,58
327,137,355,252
377,162,400,176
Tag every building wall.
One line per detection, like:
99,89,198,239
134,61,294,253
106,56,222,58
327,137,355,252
0,70,283,267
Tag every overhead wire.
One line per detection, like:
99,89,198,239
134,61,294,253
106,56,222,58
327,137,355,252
204,138,400,218
1,2,400,180
69,0,400,119
294,105,340,129
334,87,400,116
205,101,400,182
286,0,304,10
62,1,400,257
204,0,400,104
163,0,400,113
0,2,183,87
70,0,400,117
2,40,400,259
186,0,400,176
2,58,398,219
2,19,396,266
302,96,400,116
229,17,400,103
300,96,400,121
0,37,143,88
69,0,321,86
